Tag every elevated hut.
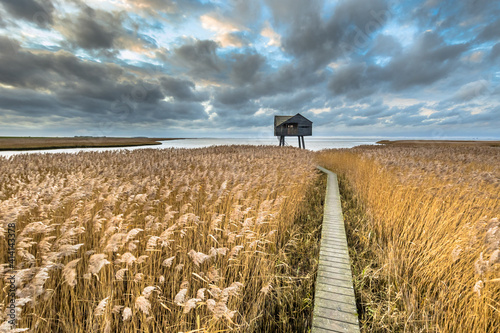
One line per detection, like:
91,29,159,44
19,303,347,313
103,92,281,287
274,113,312,149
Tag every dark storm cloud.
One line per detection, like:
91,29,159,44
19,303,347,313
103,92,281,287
159,76,208,102
265,0,389,67
491,43,500,61
260,90,321,113
0,87,66,117
1,0,499,137
380,32,468,90
381,32,468,89
252,61,327,97
229,53,265,86
226,0,262,26
328,31,469,100
329,63,367,95
0,0,55,27
172,39,223,77
214,87,251,106
264,0,323,26
477,19,500,42
0,36,123,89
368,34,402,57
406,0,500,44
327,63,379,100
171,40,266,86
57,6,142,51
265,0,327,66
133,100,208,121
215,61,327,107
62,9,118,49
0,35,210,128
0,35,19,54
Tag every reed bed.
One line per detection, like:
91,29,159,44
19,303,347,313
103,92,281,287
0,146,322,332
0,137,172,151
317,145,500,332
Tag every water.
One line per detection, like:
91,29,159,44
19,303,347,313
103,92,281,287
0,137,379,157
159,137,377,150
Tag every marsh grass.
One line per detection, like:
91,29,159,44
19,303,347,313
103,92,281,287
0,146,321,332
317,146,500,332
256,174,326,332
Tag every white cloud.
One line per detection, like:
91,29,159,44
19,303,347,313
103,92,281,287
255,108,277,116
261,22,281,47
200,14,245,47
200,14,239,34
308,107,331,115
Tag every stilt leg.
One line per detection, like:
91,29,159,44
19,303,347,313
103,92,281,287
301,136,305,149
298,136,301,148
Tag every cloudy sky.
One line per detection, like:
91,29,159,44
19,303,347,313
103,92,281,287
0,0,499,138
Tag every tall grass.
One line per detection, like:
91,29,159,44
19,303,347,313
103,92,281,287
317,145,500,332
0,146,322,332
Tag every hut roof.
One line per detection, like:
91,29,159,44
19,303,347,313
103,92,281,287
275,115,294,127
275,113,312,127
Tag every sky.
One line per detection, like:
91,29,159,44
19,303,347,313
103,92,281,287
0,0,499,139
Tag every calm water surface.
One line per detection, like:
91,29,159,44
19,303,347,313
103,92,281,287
0,137,379,158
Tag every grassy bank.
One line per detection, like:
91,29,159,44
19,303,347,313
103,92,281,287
317,145,500,332
0,137,180,151
377,140,500,147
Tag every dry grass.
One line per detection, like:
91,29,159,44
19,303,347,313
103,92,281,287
0,137,177,151
0,146,322,332
317,145,500,332
377,140,500,148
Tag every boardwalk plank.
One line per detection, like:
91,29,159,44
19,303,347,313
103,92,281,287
312,166,360,333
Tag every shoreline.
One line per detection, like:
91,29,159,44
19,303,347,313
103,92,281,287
0,137,183,151
377,139,500,147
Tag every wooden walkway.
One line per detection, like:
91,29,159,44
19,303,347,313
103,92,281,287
312,166,360,333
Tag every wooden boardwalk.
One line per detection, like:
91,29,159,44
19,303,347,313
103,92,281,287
312,166,360,333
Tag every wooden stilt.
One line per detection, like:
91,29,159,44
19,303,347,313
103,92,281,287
301,136,305,149
298,136,301,148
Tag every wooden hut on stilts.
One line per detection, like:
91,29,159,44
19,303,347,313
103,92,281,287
274,113,312,149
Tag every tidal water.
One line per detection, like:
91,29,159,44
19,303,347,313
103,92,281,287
0,137,379,158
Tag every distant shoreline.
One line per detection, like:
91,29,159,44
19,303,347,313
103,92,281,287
377,140,500,147
0,137,183,151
